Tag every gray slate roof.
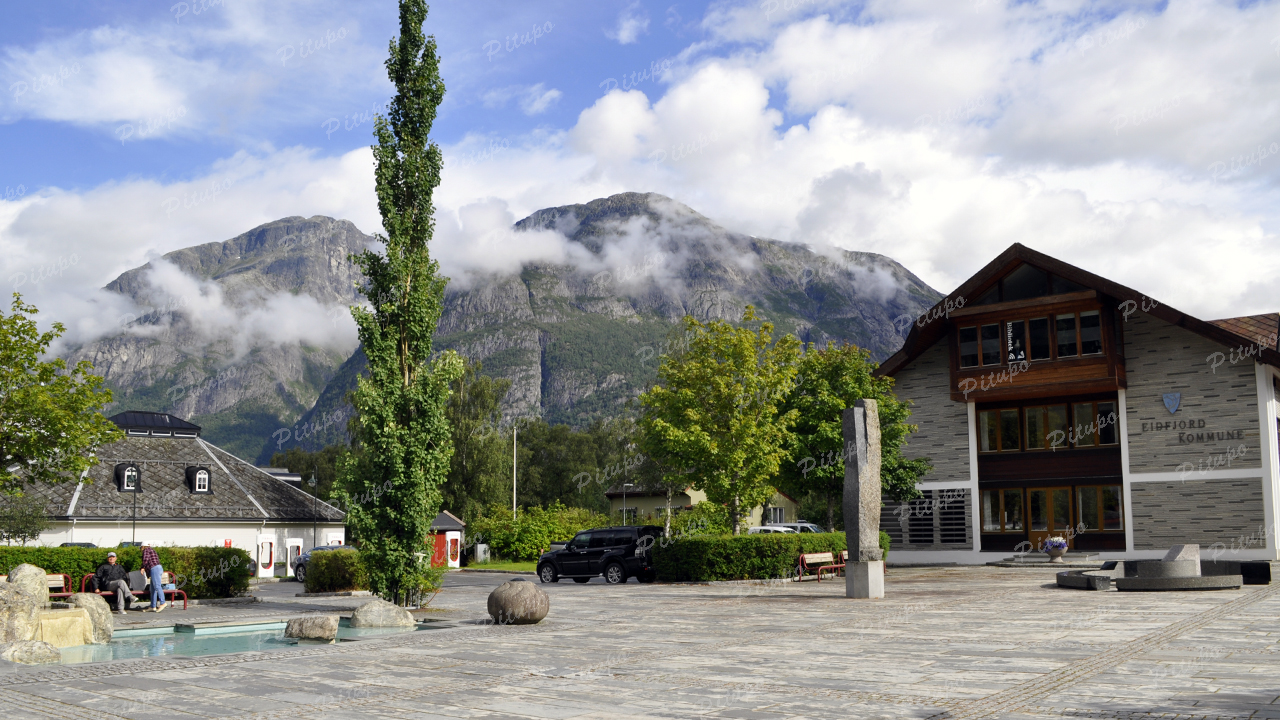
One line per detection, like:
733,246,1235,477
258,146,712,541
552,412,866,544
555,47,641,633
22,435,344,522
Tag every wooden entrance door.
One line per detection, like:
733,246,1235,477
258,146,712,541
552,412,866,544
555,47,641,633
1027,487,1073,551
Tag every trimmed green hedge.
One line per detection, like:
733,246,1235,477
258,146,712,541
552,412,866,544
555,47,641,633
653,531,892,582
303,549,367,593
0,546,252,599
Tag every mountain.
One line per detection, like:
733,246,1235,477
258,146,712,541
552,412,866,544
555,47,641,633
64,216,370,462
71,193,942,462
288,192,942,452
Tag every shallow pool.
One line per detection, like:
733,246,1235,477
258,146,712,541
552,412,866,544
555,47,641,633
58,619,436,665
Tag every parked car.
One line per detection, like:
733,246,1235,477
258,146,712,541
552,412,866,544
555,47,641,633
537,526,661,585
59,542,96,548
294,545,358,583
765,522,827,533
747,526,797,534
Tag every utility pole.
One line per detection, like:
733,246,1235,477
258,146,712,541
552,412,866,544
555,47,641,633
131,478,137,545
308,474,318,548
506,422,512,517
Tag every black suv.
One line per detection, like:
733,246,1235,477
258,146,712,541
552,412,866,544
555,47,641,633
538,526,661,584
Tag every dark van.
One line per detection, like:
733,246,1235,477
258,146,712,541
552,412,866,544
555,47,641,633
537,526,661,584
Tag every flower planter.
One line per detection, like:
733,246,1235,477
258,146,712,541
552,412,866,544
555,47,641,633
1046,548,1067,563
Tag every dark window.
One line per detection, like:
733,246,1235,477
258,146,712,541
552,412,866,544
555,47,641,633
1028,317,1051,360
1002,264,1049,302
1072,403,1097,446
1051,274,1088,294
981,324,1001,365
1097,402,1118,445
1006,320,1026,363
959,327,979,368
975,285,1000,305
1079,311,1102,354
979,409,1021,452
1076,486,1123,531
999,409,1020,451
588,533,611,549
1056,314,1078,357
569,533,592,550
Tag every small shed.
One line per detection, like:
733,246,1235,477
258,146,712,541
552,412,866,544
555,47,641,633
428,511,466,568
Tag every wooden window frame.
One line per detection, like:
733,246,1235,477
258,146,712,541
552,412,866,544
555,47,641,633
1075,484,1123,532
978,408,1022,453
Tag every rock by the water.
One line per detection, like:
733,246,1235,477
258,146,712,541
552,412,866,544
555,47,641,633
349,599,414,628
66,593,113,644
487,579,549,625
0,584,40,642
0,640,61,664
286,615,339,641
7,564,49,609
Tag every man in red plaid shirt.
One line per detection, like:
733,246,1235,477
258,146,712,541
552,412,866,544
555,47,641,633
141,542,168,613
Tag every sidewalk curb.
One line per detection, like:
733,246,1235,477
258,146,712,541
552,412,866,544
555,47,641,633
189,597,261,606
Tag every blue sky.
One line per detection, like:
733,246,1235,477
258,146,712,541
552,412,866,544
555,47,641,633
3,0,1280,346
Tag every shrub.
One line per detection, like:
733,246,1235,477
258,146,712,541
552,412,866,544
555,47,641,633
469,502,612,561
652,532,847,581
0,546,252,599
304,548,367,593
669,502,730,537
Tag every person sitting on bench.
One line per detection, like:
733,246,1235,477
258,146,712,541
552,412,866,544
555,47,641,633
93,552,134,615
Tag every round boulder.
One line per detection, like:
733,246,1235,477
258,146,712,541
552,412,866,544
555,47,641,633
349,599,415,628
0,640,61,664
66,593,113,644
286,615,339,642
0,584,40,643
7,564,49,609
487,578,549,625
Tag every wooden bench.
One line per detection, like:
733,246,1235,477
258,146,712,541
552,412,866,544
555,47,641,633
0,573,74,598
81,572,188,610
818,551,848,582
797,552,835,581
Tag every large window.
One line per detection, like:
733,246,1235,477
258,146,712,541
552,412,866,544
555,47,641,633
1056,314,1079,357
960,310,1104,368
981,323,1001,365
1076,486,1123,531
979,409,1021,452
1080,311,1102,355
1024,405,1069,450
1072,401,1118,447
1029,317,1051,360
981,489,1025,532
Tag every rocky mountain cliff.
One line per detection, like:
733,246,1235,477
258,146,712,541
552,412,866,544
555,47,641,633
289,192,942,452
72,193,942,463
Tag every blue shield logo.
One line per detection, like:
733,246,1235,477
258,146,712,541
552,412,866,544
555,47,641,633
1162,393,1181,414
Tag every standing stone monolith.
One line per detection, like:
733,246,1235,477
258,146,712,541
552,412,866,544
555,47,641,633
843,399,884,599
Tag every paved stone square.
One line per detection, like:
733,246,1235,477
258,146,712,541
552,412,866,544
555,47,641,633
1,565,1278,719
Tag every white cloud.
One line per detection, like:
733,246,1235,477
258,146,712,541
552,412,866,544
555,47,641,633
483,83,563,116
608,2,651,45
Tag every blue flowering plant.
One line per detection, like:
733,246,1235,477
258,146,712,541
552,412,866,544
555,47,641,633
1040,536,1068,553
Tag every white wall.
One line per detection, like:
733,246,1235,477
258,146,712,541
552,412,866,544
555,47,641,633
38,521,344,556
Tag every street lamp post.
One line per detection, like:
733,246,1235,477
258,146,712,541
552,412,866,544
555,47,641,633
308,474,318,549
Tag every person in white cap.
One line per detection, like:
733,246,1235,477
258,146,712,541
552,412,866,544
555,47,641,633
93,552,135,615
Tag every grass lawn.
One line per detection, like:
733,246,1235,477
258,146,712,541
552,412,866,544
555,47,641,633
463,560,538,572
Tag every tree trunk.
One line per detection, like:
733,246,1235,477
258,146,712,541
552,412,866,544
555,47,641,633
731,496,741,535
664,488,672,537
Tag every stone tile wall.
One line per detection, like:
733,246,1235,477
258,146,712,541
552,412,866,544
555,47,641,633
892,340,971,484
1130,478,1266,550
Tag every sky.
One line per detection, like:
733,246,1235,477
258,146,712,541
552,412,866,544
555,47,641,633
3,0,1280,347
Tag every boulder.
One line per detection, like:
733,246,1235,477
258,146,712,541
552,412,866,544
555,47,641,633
7,564,49,609
285,615,339,641
0,584,40,642
1164,544,1201,562
349,599,414,628
487,578,549,625
0,640,61,664
66,593,113,644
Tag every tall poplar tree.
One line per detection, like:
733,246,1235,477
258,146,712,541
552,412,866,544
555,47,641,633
334,0,462,604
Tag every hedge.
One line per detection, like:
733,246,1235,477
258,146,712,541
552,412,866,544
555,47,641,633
303,549,367,593
0,546,252,599
652,531,892,582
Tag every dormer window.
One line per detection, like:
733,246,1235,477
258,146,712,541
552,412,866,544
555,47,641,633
185,466,212,494
115,463,141,493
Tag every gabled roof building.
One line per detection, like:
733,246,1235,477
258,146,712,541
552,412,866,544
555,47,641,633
28,412,346,562
877,244,1279,562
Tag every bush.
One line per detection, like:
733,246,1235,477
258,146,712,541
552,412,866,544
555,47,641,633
669,502,730,537
469,502,612,561
0,546,252,599
304,549,367,593
652,532,848,581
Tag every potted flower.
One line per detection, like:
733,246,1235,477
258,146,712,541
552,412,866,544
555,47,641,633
1040,536,1069,562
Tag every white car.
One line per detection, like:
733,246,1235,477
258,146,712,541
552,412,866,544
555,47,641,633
747,526,797,534
766,522,828,534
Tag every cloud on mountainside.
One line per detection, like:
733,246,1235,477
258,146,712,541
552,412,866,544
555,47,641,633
3,0,1280,354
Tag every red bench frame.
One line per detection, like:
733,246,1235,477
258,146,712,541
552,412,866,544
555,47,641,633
81,573,188,610
817,550,848,582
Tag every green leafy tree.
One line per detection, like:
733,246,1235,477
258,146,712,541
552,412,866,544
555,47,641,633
639,306,801,535
333,0,463,605
0,494,52,546
442,359,511,521
270,444,351,501
776,343,930,531
1,294,122,495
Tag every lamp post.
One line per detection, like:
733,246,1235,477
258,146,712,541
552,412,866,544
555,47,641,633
621,483,634,526
308,474,318,549
512,426,517,519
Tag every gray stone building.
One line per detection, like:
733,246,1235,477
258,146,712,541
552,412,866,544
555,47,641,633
877,244,1279,563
